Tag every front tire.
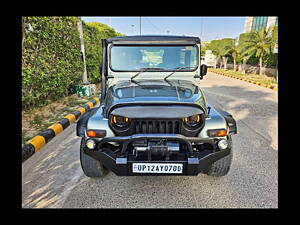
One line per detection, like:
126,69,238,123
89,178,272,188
206,138,233,177
80,138,108,178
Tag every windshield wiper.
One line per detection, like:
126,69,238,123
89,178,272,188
130,67,166,81
164,66,195,80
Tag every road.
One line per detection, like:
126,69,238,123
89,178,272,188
22,72,278,208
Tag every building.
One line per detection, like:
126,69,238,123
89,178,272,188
244,16,278,33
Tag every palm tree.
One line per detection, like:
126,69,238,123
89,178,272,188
219,38,234,70
239,27,273,75
237,32,254,74
224,39,239,71
213,45,224,69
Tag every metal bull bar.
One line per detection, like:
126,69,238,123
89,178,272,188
96,133,217,157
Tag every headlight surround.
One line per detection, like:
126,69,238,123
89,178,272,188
110,115,131,129
182,114,203,128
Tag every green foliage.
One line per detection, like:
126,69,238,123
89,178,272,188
22,17,123,110
220,38,235,56
237,27,276,67
207,40,223,61
272,25,278,47
83,22,123,84
22,16,83,110
207,39,234,57
239,27,272,61
200,42,209,56
263,53,277,67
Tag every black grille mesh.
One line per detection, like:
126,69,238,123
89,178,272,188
133,119,181,134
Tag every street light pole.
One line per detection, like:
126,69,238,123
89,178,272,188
140,16,142,35
77,17,89,84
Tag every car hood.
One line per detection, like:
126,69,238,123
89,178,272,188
104,78,207,115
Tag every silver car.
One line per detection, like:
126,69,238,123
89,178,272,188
76,35,237,177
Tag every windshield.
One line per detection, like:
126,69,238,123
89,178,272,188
110,45,199,71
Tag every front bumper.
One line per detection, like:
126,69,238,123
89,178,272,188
83,134,231,176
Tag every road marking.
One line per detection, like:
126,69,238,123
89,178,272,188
48,123,63,135
86,102,94,109
76,107,86,115
65,114,76,123
27,136,46,152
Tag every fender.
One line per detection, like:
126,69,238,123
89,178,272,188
214,106,237,134
76,107,100,137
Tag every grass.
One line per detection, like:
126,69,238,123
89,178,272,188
22,84,101,145
208,68,278,87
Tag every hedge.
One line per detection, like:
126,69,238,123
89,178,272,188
22,17,123,110
82,21,122,84
22,16,83,110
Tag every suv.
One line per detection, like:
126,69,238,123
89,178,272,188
76,35,237,177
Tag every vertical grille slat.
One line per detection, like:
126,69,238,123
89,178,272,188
134,119,180,134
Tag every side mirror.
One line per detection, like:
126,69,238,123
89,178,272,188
201,64,207,76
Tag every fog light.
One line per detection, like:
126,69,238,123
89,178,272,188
218,139,228,150
86,139,96,149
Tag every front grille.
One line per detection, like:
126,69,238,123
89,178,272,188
133,119,181,134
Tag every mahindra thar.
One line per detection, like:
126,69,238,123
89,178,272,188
76,35,237,177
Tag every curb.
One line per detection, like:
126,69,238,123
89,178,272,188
208,69,278,91
22,97,100,163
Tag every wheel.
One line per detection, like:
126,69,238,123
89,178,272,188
206,138,233,177
80,138,108,178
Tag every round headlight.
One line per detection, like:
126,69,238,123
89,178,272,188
86,139,96,149
218,139,228,150
110,115,130,128
182,114,202,127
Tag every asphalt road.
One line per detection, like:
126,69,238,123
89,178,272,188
22,72,278,208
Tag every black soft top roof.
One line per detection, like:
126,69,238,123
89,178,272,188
105,35,200,45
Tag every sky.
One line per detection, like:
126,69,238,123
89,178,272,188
81,16,246,42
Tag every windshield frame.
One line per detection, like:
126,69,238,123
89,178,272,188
108,44,200,72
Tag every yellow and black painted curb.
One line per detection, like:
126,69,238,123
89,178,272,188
208,69,278,91
22,97,100,163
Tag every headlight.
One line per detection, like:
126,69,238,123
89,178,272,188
86,139,96,149
218,139,228,150
182,114,203,128
110,115,130,128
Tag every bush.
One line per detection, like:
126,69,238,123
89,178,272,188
83,22,123,84
22,17,83,110
22,18,123,110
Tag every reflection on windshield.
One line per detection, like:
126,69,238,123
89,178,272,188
110,45,198,71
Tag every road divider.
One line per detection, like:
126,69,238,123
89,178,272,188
22,97,100,162
208,69,278,91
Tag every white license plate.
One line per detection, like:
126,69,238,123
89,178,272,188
132,163,183,174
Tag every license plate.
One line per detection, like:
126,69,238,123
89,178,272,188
132,163,183,174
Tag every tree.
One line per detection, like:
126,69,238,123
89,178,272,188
271,25,278,48
220,38,235,70
83,21,123,84
207,40,223,68
237,32,255,74
201,41,209,56
224,39,239,71
239,27,273,75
